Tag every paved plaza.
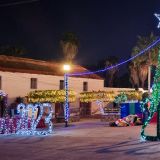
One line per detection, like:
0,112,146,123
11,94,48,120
0,119,159,160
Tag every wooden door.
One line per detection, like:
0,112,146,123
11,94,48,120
80,102,91,117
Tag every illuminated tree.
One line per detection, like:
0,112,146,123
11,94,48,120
141,50,160,141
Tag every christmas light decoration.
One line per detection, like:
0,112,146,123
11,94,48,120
28,89,76,103
0,102,53,136
154,13,160,28
79,90,142,103
68,38,160,77
80,91,115,102
114,92,128,104
16,103,54,136
64,74,69,127
140,51,160,141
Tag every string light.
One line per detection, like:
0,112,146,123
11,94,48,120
68,38,160,76
64,74,69,127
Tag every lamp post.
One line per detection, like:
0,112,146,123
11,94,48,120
63,64,71,127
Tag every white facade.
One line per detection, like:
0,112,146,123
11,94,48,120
0,71,104,105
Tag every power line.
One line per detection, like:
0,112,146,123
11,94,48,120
0,0,40,7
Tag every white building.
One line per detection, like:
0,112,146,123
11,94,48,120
0,55,104,118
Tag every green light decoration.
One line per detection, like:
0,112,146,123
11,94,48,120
114,92,128,104
140,50,160,141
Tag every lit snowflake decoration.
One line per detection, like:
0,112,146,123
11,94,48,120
154,13,160,28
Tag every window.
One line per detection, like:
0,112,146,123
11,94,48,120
59,80,64,89
30,78,37,89
0,76,2,90
83,82,88,91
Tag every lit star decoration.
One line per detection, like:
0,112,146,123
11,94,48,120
154,13,160,28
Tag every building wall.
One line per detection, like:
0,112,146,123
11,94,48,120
0,71,104,105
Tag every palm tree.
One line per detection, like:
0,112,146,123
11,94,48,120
131,32,159,88
60,32,79,63
129,62,139,88
138,62,148,88
105,56,119,87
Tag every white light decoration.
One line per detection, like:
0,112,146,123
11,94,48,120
16,103,54,136
154,13,160,28
0,102,54,136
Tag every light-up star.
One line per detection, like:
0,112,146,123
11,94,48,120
154,13,160,28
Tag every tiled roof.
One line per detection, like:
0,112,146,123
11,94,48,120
0,55,103,79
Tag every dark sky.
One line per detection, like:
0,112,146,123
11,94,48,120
0,0,160,65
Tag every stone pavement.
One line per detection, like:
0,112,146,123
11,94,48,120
0,119,159,160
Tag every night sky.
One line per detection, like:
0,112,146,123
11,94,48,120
0,0,160,65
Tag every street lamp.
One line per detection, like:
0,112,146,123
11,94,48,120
63,64,71,127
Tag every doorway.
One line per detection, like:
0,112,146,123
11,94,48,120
80,102,91,117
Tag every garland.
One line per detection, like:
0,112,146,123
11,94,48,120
28,90,76,103
114,92,127,104
80,90,142,103
80,91,115,102
114,91,142,103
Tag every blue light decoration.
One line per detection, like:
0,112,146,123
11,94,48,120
154,13,160,28
64,74,69,127
68,38,160,77
0,102,53,136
